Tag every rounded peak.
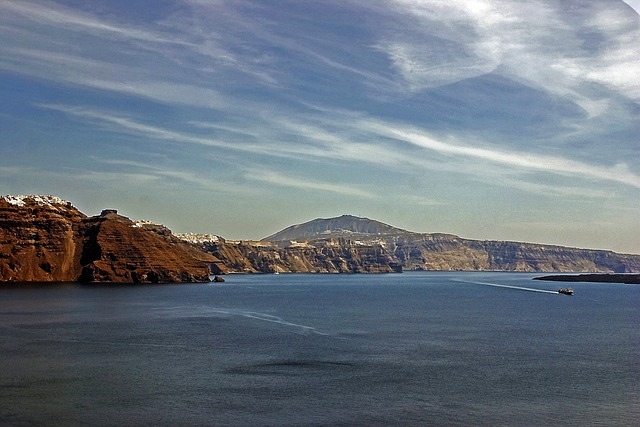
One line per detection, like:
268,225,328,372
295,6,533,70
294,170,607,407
264,214,409,242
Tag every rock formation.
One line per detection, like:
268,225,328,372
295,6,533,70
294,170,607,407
0,195,86,281
206,239,401,274
228,215,640,274
77,209,223,283
0,196,221,283
3,197,640,281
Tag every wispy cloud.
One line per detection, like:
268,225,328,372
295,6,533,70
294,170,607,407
38,101,640,195
1,1,185,44
496,179,615,200
364,121,640,189
1,47,225,109
86,156,259,196
37,104,237,148
244,170,378,199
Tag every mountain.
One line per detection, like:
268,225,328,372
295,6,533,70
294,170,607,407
0,195,222,283
250,215,640,273
263,214,418,241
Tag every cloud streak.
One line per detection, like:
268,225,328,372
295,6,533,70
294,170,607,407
40,100,640,195
244,170,378,199
365,122,640,189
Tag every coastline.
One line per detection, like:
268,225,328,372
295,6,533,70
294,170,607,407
534,273,640,284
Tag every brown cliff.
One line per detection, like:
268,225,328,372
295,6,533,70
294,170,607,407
4,198,640,280
0,196,221,283
77,210,223,283
0,195,85,281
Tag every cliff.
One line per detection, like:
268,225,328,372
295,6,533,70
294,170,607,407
206,239,401,274
0,195,86,281
203,235,640,275
77,210,223,283
0,196,221,283
240,215,640,274
3,197,639,280
390,234,640,273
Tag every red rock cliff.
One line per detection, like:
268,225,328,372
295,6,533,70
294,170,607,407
0,196,221,283
0,195,85,281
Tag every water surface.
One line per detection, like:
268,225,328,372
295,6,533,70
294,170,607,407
1,272,638,426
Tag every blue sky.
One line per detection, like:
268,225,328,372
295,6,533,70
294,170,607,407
1,0,639,253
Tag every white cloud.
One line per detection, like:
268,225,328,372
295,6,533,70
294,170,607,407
381,0,640,109
37,104,239,149
0,1,177,43
496,179,615,200
244,170,378,199
1,47,225,109
39,101,640,196
622,0,640,14
364,121,640,189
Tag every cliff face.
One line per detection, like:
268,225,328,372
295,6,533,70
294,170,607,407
210,239,402,274
245,216,640,274
206,235,640,275
0,196,220,283
0,196,85,281
392,236,640,273
77,211,222,283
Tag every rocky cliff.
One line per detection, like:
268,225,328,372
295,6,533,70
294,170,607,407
3,198,639,280
76,210,223,283
390,234,640,273
237,215,640,274
205,239,401,274
0,195,86,281
0,196,221,283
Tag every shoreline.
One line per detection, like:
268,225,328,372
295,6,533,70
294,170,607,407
534,273,640,284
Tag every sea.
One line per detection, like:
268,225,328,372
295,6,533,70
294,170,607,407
0,272,638,426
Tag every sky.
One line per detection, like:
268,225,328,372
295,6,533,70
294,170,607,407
1,0,639,253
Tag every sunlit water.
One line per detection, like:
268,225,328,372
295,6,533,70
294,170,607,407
1,272,638,426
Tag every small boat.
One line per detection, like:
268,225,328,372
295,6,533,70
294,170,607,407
558,287,573,295
212,275,225,283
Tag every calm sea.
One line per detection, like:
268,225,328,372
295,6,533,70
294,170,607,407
0,272,638,426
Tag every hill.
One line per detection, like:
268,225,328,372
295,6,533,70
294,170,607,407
263,214,416,241
251,215,640,273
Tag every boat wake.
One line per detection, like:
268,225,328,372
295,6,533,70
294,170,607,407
454,279,559,294
233,310,329,336
155,306,329,336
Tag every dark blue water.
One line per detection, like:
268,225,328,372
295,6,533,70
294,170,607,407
1,272,638,426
